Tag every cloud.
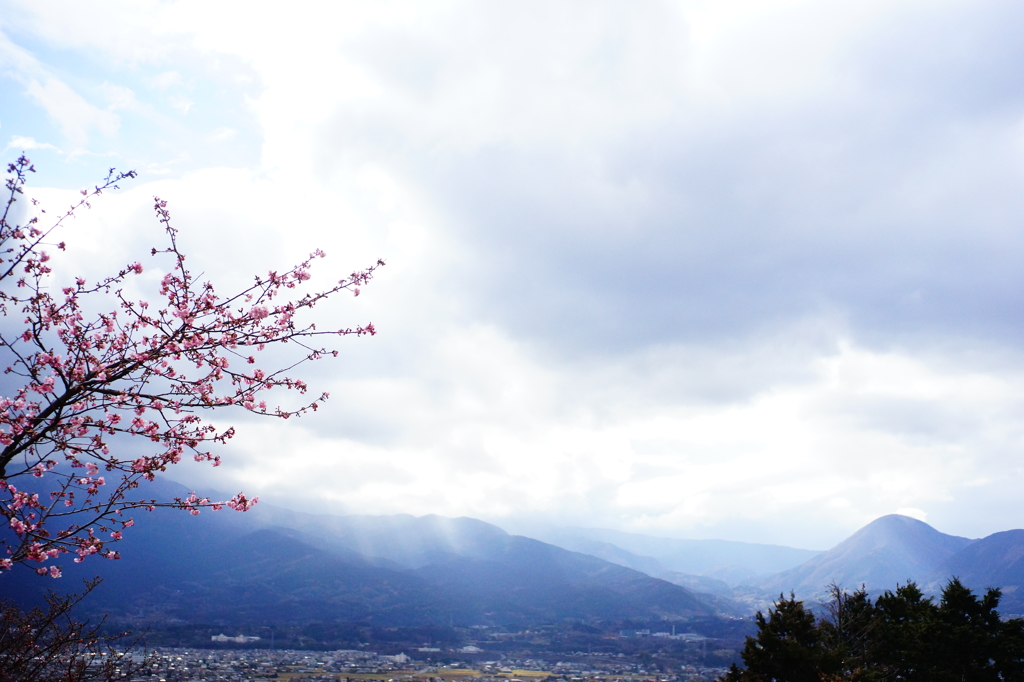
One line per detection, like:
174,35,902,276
236,0,1024,364
206,126,237,142
8,0,1024,548
896,508,929,522
147,70,184,90
26,78,119,147
0,25,45,76
160,325,1023,548
98,82,141,111
5,134,61,153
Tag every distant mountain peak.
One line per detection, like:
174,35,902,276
756,514,974,599
857,513,944,534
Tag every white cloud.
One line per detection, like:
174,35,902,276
148,70,184,90
168,315,1024,547
169,95,194,114
206,126,237,142
5,134,61,153
896,507,929,522
7,0,1024,549
2,0,190,65
26,78,119,147
98,82,141,111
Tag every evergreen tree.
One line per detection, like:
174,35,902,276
817,584,875,679
870,581,935,680
723,593,822,682
721,580,1024,682
929,579,1024,681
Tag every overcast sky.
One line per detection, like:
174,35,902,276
3,0,1024,549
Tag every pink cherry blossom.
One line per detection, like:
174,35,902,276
0,156,384,577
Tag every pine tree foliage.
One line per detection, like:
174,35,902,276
722,579,1024,682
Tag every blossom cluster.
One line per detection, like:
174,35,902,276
0,156,382,576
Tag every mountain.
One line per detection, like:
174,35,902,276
930,529,1024,615
1,481,733,627
406,534,727,623
503,522,821,586
245,507,523,569
82,525,446,627
497,529,736,598
240,504,739,611
757,514,974,599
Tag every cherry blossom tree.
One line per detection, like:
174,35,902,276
0,155,383,578
0,579,149,681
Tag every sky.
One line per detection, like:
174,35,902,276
3,0,1024,549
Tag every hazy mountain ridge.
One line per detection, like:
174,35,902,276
244,507,516,569
0,480,740,627
512,514,1024,617
742,514,1024,619
8,478,1024,624
928,530,1024,615
502,522,822,591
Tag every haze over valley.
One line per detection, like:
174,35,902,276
7,479,1023,642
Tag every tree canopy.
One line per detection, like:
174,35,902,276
722,579,1024,682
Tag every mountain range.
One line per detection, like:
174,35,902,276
500,522,821,589
746,515,1024,616
506,514,1024,617
6,478,1024,628
0,480,737,629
